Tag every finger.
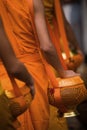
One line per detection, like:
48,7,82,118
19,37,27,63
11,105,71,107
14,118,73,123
30,86,35,98
64,70,80,78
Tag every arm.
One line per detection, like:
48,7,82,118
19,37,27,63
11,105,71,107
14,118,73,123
0,18,35,96
33,0,66,77
33,0,78,78
64,17,81,51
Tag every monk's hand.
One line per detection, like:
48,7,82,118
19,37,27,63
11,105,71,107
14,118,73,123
77,49,83,55
30,85,35,99
62,70,80,78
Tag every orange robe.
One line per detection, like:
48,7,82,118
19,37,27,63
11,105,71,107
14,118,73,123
43,1,69,130
44,0,83,71
43,0,68,70
0,0,50,130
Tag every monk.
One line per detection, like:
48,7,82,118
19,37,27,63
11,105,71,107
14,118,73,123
43,0,82,53
43,0,85,130
0,0,78,130
0,19,35,129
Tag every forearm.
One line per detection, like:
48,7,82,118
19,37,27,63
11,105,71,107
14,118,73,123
7,61,34,86
62,13,80,51
65,20,80,50
41,46,65,77
0,19,34,86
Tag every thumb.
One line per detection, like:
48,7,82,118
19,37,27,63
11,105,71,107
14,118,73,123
30,85,35,98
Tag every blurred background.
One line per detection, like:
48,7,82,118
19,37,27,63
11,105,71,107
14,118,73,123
62,0,87,61
62,1,87,130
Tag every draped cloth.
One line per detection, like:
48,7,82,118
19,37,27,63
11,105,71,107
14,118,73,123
43,0,68,69
0,0,50,130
